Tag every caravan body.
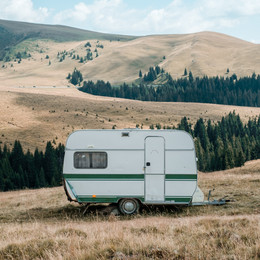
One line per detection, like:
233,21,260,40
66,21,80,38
63,129,203,214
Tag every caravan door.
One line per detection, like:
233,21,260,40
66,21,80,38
145,137,165,202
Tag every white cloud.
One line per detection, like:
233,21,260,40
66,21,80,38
0,0,259,42
203,0,260,16
0,0,49,23
53,0,126,29
51,0,260,36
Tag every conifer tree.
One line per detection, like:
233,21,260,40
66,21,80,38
9,140,24,173
44,141,59,186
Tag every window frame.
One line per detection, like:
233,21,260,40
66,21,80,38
74,151,108,169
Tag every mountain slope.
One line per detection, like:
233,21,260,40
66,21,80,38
0,20,259,85
0,87,259,150
0,19,137,59
79,31,260,83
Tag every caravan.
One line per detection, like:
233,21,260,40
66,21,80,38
63,129,206,214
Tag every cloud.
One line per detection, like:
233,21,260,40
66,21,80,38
53,0,133,32
51,0,260,36
0,0,259,41
0,0,49,23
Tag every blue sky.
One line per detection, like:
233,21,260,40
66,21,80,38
0,0,259,43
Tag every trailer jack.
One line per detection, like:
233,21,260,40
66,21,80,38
191,189,230,206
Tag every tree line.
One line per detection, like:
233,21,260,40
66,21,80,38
0,112,259,191
0,141,64,191
78,72,260,107
177,112,260,171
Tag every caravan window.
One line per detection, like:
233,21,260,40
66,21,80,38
74,152,107,169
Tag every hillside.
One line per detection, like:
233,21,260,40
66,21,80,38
0,87,259,151
0,19,136,59
0,159,259,259
0,20,259,86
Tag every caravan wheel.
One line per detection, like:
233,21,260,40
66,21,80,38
118,199,140,215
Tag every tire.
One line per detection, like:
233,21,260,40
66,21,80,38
118,198,140,215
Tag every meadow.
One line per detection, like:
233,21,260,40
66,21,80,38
0,159,259,259
1,87,260,151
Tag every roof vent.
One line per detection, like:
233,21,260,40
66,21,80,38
122,132,129,137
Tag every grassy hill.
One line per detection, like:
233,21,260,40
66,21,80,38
0,19,137,60
0,159,259,259
0,20,259,85
0,87,259,151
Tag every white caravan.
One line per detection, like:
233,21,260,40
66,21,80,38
63,129,206,214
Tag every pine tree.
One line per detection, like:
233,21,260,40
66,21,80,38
66,73,71,80
70,68,83,85
9,140,24,173
139,70,142,78
0,167,4,191
25,150,36,188
18,165,25,189
44,142,59,186
38,167,46,187
189,71,193,82
0,157,14,191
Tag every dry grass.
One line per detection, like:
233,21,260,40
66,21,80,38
0,160,259,259
0,89,259,150
0,32,260,86
0,215,259,259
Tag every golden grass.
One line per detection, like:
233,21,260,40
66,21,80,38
0,215,259,259
0,32,259,86
0,89,259,150
0,160,259,259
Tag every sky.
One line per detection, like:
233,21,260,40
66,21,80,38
0,0,259,43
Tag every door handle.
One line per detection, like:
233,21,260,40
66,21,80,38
146,162,151,166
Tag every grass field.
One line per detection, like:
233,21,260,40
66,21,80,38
0,159,259,259
0,87,259,151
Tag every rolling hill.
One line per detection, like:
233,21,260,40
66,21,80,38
0,19,136,59
0,87,259,151
0,19,259,86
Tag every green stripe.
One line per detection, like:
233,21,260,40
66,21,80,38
165,197,191,203
76,196,191,203
77,196,144,203
166,174,197,180
64,174,144,180
64,174,197,180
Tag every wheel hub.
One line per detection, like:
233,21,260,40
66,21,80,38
124,201,135,212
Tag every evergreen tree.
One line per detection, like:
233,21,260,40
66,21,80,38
79,72,260,107
70,68,83,85
189,71,193,82
0,166,4,191
9,140,24,173
38,167,46,187
43,142,59,186
0,157,14,191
